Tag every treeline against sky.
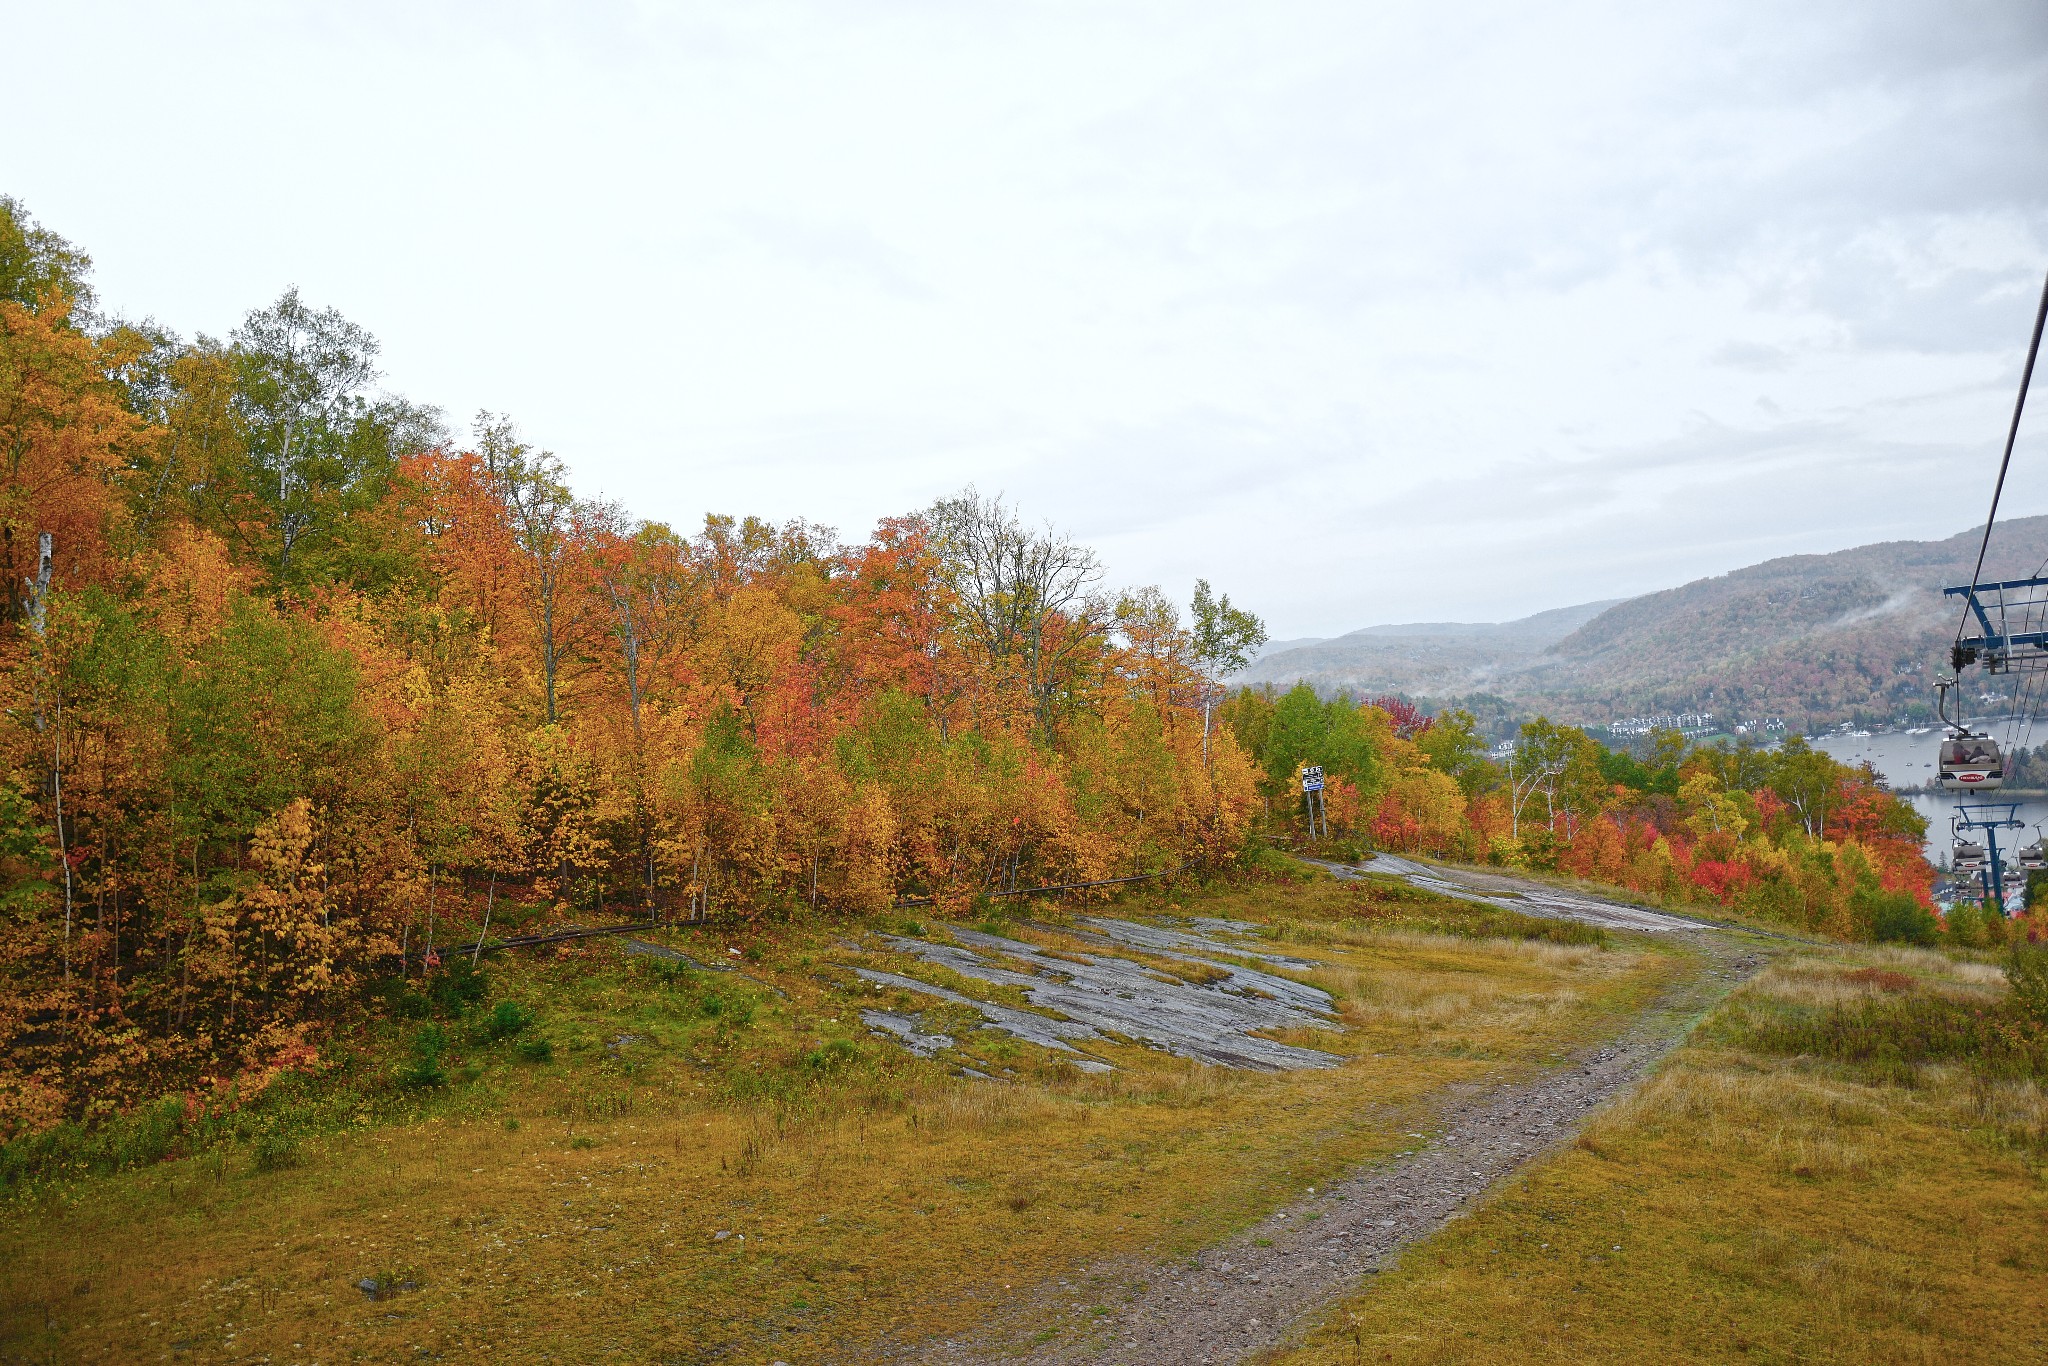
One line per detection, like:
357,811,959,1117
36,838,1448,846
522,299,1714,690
0,197,1275,1131
1233,688,1936,938
0,197,1933,1135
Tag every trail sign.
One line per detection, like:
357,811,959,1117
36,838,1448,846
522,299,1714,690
1300,765,1327,838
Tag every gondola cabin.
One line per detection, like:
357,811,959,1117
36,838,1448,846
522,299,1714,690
2020,840,2047,873
1952,841,1989,873
1938,733,2005,791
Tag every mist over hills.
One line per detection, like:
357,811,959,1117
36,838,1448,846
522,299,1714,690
1240,517,2048,731
1243,601,1618,704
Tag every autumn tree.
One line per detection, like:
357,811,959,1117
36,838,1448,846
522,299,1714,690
0,291,149,609
475,412,586,722
589,508,699,903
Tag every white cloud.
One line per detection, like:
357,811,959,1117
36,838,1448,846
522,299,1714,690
5,0,2045,637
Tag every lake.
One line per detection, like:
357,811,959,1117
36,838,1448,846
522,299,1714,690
1811,725,2048,868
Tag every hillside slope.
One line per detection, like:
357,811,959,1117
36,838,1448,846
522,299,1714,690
1243,517,2048,729
1240,600,1617,699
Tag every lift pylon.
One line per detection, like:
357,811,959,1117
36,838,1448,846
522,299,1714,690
1952,803,2028,916
1944,576,2048,675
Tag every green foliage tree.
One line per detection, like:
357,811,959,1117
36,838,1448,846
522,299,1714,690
1595,746,1679,794
0,196,94,315
1189,578,1266,768
1766,736,1843,838
225,289,442,587
167,598,368,846
1416,707,1490,793
1259,685,1384,796
1508,718,1607,840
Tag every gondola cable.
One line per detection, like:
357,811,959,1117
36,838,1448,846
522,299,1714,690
1995,277,2048,772
1938,270,2048,896
1935,269,2048,806
1954,269,2048,652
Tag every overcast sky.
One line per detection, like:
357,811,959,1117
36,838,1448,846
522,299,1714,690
7,1,2047,637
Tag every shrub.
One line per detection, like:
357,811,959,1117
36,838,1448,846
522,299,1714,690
1944,903,1990,948
1250,846,1303,878
397,1024,449,1088
251,1130,302,1172
483,1000,534,1041
699,987,756,1028
804,1037,860,1073
1719,990,2048,1086
633,958,698,989
2007,940,2048,1025
1859,889,1939,946
0,1094,190,1192
368,976,431,1019
514,1036,554,1064
428,956,489,1014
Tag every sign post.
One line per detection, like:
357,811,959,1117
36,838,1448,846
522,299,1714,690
1302,764,1326,840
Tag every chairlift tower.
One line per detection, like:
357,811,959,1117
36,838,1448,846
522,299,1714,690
1945,576,2048,676
1952,803,2027,916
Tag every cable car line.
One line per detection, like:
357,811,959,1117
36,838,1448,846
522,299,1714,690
1953,269,2048,653
1934,269,2048,905
1997,336,2048,769
2002,590,2043,756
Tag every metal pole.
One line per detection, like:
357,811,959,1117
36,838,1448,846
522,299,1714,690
1986,826,2002,916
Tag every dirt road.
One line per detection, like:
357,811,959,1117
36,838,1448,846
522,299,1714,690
897,870,1771,1365
1317,852,1715,934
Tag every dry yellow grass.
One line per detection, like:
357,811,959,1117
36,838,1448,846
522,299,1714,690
0,881,1682,1364
1267,946,2048,1365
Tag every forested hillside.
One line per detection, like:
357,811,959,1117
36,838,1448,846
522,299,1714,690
1244,519,2048,730
1541,519,2048,725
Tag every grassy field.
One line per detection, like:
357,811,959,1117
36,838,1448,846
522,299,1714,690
1268,945,2048,1365
0,870,1684,1365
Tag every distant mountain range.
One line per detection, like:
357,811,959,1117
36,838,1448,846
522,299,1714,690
1240,517,2048,732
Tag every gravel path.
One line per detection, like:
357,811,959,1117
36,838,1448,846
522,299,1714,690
1313,853,1716,934
896,927,1769,1365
